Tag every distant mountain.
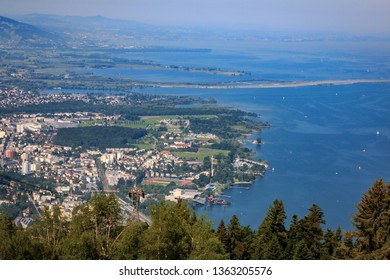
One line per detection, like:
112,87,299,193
16,14,231,47
0,15,59,46
19,14,154,34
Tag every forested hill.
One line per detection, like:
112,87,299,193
0,179,389,260
0,15,59,46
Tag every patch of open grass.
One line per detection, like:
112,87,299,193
173,148,229,160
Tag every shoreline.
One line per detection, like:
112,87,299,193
136,79,390,89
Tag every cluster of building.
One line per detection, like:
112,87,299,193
0,88,268,229
101,148,194,186
0,86,159,108
233,156,269,171
0,113,100,223
0,87,84,108
0,111,200,225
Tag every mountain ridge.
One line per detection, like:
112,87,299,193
0,15,59,46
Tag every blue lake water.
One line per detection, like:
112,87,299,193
101,40,390,83
85,40,390,230
138,83,390,230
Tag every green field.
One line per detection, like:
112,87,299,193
79,120,106,127
80,119,149,129
173,148,229,160
231,125,248,131
80,115,217,130
141,114,216,123
133,143,154,150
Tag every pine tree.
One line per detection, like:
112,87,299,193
227,214,242,259
333,230,356,259
216,219,230,253
286,205,325,259
322,227,342,259
301,204,325,259
353,179,390,259
262,235,284,259
252,200,287,259
227,215,252,259
293,239,314,260
285,214,301,259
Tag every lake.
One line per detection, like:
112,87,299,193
137,83,390,230
90,40,390,230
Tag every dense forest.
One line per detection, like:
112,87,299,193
54,126,147,149
0,179,388,260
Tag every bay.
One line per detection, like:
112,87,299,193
138,83,390,230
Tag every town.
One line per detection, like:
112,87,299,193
0,87,268,227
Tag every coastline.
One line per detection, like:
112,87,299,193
136,79,390,89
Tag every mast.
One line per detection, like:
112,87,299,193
128,182,144,221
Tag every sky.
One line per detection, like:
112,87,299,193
1,0,390,34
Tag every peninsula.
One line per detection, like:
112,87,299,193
139,79,390,89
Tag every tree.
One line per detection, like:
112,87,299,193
262,235,284,259
90,194,122,241
321,227,342,259
187,216,227,260
252,200,287,259
141,201,195,260
141,201,226,260
135,170,146,185
293,239,314,260
0,214,46,260
227,215,252,260
286,205,326,259
203,156,211,171
216,219,229,253
112,220,148,260
194,174,210,187
333,230,356,259
29,206,68,259
59,194,123,259
285,214,301,259
300,204,325,259
0,214,17,259
353,179,390,259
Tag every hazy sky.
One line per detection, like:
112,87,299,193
1,0,390,34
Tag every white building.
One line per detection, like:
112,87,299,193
30,162,41,172
165,188,202,202
22,161,31,175
21,152,30,162
16,124,24,133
